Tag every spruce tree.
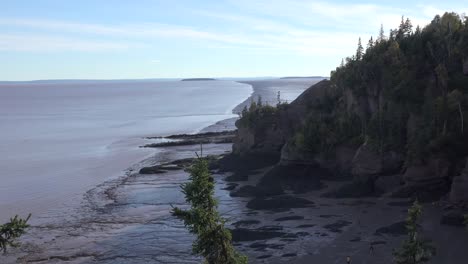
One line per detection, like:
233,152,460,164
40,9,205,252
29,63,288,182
393,201,435,264
378,24,386,42
172,158,247,264
367,36,374,50
0,214,31,253
356,37,364,60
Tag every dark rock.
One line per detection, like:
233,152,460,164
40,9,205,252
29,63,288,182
225,171,249,182
323,220,352,233
222,183,238,191
464,58,468,75
217,153,279,173
255,164,325,196
371,241,387,245
374,174,403,194
274,216,304,221
232,220,261,227
450,158,468,205
246,196,314,210
139,166,167,174
387,200,413,207
295,231,310,237
375,221,406,236
230,228,285,242
396,157,451,202
258,226,283,231
322,181,375,198
296,224,315,228
230,185,261,197
440,210,467,226
319,214,340,218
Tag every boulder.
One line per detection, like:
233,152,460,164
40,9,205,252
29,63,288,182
449,158,468,205
440,210,466,226
394,157,450,201
351,143,382,183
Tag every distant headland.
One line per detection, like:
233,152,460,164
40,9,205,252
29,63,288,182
280,76,328,79
181,78,216,81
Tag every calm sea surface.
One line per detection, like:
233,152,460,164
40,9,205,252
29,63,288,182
0,80,251,222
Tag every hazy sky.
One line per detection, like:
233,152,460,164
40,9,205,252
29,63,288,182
1,0,467,81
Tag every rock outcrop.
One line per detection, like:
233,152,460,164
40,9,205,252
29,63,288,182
393,157,451,201
233,111,284,156
450,158,468,205
463,58,468,75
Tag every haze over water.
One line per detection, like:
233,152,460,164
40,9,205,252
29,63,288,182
0,80,251,222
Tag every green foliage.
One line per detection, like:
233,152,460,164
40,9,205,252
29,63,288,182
393,201,435,264
238,97,279,129
331,12,468,162
172,158,247,264
0,214,31,253
294,112,362,156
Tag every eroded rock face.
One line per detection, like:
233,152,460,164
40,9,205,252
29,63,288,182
351,143,382,183
233,113,284,156
449,158,468,205
393,157,451,201
463,58,468,76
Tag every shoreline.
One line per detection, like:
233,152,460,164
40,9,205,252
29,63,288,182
4,78,323,263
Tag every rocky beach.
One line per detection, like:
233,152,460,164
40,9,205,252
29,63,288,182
5,77,468,264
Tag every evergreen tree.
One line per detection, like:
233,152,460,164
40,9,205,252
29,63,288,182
0,214,31,253
356,37,364,60
393,201,435,264
378,24,386,42
367,36,374,50
172,158,247,264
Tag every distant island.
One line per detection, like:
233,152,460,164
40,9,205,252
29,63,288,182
280,76,328,79
181,78,216,81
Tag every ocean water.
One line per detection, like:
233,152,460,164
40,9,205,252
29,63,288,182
0,80,251,222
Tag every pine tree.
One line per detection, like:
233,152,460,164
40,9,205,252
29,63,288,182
404,18,413,37
172,158,247,264
356,37,364,60
0,214,31,253
367,36,374,50
340,58,345,67
393,201,435,264
378,24,386,42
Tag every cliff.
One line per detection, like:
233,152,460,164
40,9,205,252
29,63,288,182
231,12,468,204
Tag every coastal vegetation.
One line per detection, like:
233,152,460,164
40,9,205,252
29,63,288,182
238,96,284,129
331,13,468,163
0,214,30,253
172,158,247,264
393,201,435,264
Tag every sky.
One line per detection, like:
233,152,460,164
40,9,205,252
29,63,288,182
0,0,467,81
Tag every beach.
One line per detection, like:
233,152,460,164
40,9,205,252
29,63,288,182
5,77,468,264
2,78,317,263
